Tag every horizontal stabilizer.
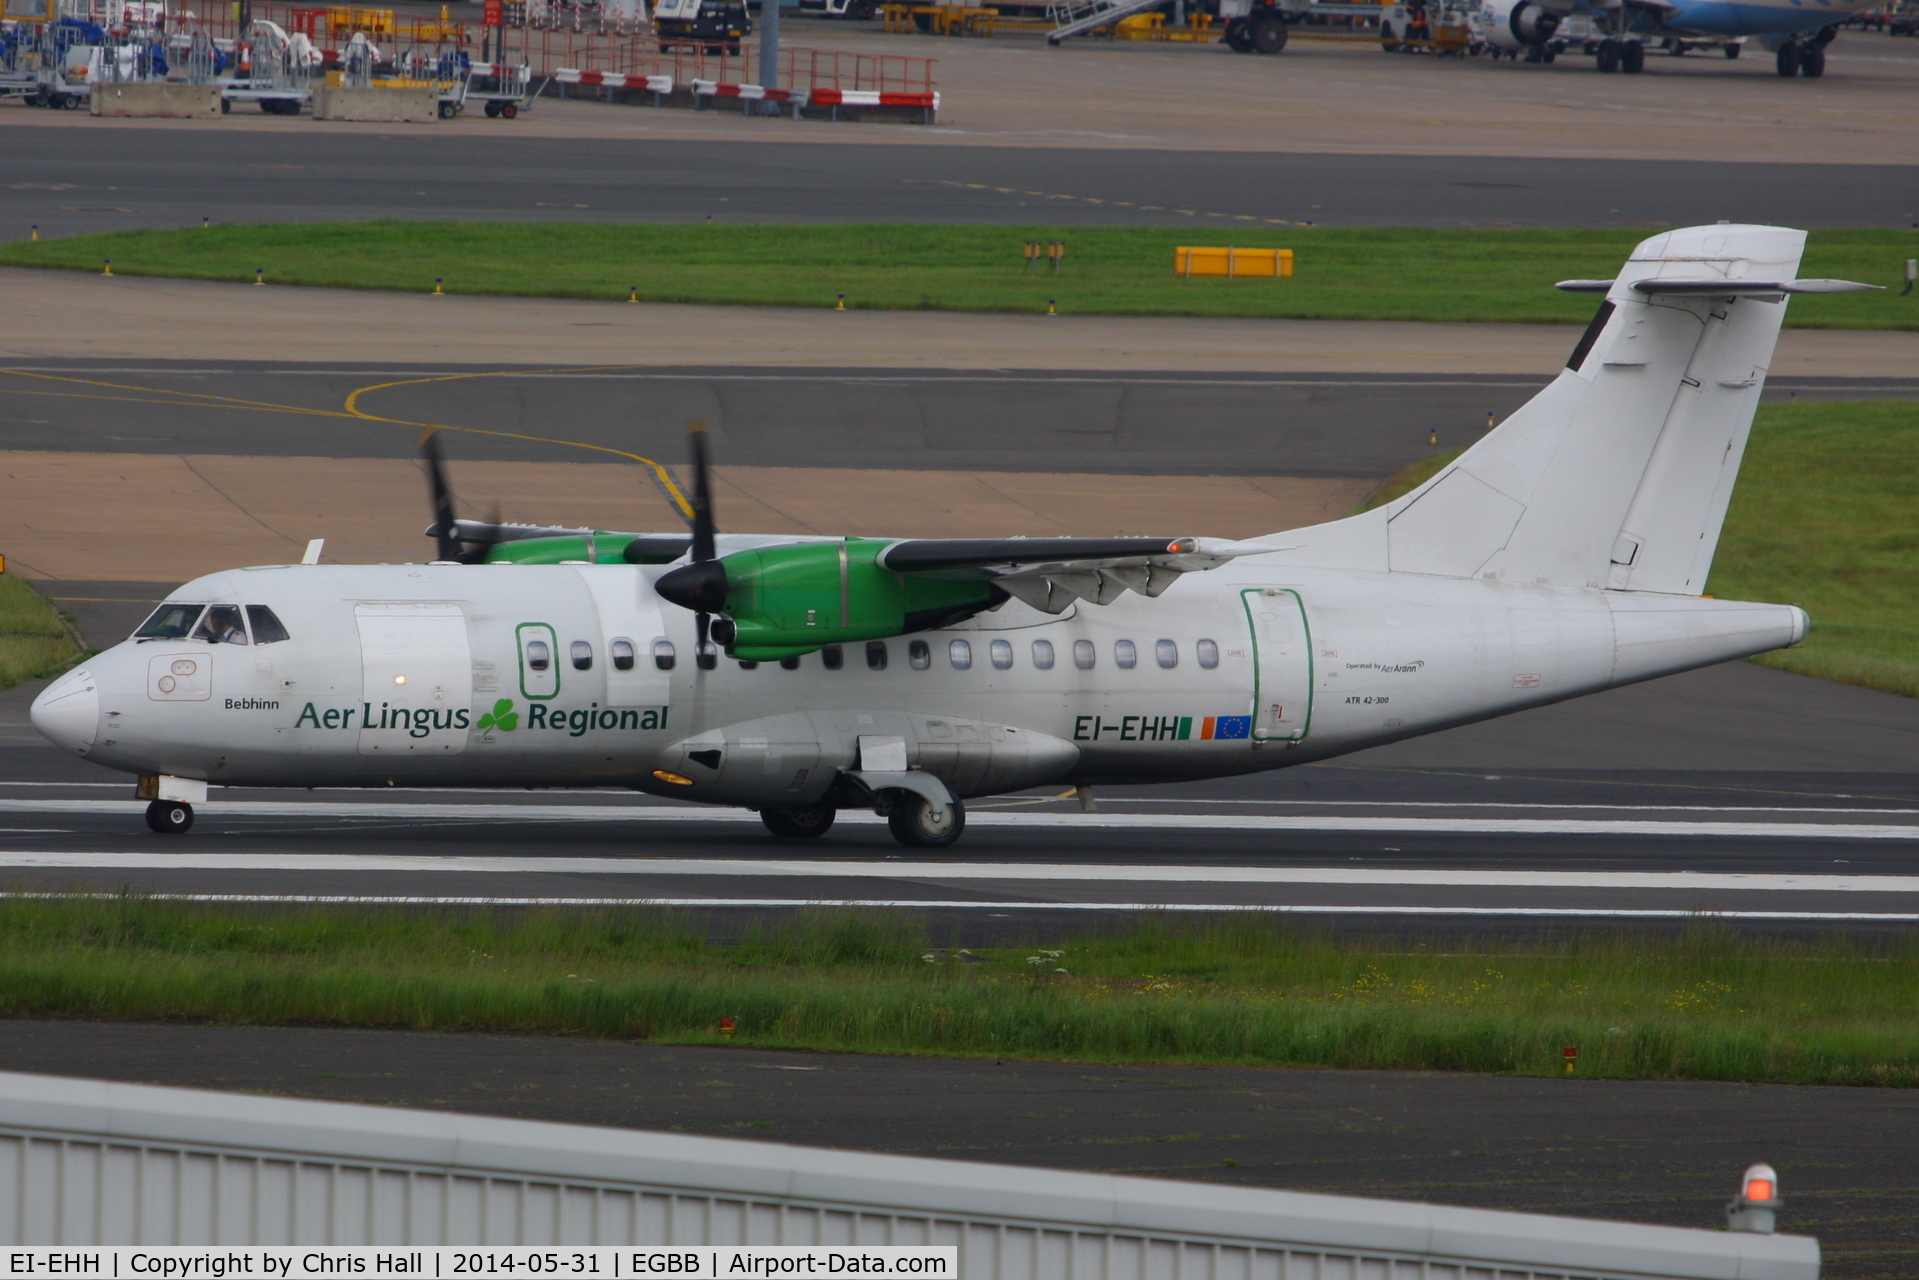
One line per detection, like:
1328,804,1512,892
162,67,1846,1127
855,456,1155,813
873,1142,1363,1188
1556,277,1880,295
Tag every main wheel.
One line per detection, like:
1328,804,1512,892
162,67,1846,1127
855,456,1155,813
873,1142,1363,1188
1800,43,1825,75
1595,38,1620,71
1224,17,1253,50
1250,13,1288,53
887,793,965,849
1621,40,1644,71
145,799,194,834
761,806,836,839
1776,40,1800,75
1725,40,1740,57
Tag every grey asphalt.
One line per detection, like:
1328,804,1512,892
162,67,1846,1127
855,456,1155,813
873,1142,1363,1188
5,362,1910,478
0,1021,1910,1279
4,128,1919,237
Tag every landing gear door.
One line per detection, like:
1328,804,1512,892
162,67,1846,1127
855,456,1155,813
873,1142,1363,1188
1240,588,1312,741
575,566,672,709
355,603,473,755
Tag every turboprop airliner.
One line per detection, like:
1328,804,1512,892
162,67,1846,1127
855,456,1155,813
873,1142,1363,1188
30,225,1874,849
1476,0,1875,75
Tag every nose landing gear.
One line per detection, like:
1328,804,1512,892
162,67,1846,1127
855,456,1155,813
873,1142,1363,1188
145,800,194,834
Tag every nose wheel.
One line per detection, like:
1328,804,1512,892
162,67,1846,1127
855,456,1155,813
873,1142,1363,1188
761,806,837,839
145,800,194,834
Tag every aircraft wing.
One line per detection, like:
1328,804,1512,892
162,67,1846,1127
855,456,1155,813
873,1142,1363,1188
876,536,1290,612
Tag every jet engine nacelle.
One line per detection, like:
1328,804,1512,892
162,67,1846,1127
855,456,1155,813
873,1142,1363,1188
646,709,1079,807
1478,0,1561,48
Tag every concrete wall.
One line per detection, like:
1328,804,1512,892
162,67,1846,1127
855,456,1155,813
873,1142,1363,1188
312,85,439,122
90,83,220,118
0,1071,1822,1279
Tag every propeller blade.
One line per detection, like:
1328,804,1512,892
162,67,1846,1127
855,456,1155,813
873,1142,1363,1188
421,430,461,563
689,420,716,565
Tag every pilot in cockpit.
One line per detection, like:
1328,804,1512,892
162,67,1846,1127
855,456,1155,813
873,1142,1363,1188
193,604,249,645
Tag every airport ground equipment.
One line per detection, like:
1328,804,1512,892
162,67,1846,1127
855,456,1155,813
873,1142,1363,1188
0,1070,1820,1278
653,0,750,53
463,57,535,114
1379,0,1470,52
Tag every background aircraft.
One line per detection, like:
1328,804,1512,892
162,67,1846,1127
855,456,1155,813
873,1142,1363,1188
1476,0,1878,74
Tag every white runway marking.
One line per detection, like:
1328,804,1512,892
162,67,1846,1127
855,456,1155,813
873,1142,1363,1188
6,798,1919,841
4,892,1913,922
2,851,1917,894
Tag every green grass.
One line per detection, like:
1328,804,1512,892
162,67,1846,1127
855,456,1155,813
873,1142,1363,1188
1353,402,1919,697
0,576,83,691
3,223,1917,326
1711,399,1919,696
3,897,1917,1085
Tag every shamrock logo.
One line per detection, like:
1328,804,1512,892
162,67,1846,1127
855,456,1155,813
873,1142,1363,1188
476,698,519,733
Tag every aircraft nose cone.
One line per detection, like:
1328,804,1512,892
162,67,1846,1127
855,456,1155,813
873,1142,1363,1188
30,666,99,757
655,560,729,614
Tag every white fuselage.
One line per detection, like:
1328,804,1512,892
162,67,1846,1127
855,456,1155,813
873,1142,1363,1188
44,557,1807,802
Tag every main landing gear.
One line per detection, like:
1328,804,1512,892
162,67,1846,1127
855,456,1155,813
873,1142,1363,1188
145,799,194,834
1595,37,1645,72
1775,37,1826,77
761,805,837,839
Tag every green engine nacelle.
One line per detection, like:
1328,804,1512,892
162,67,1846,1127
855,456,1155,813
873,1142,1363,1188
676,538,999,662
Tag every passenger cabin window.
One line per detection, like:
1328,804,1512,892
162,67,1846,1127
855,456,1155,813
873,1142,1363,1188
571,640,593,671
1197,638,1220,669
989,639,1013,670
194,604,249,645
525,639,551,671
908,640,931,670
1114,639,1137,669
866,641,888,670
821,644,844,671
1031,639,1055,669
136,603,205,640
652,638,676,671
1073,639,1096,670
949,639,972,670
1156,639,1178,669
246,606,290,645
611,638,636,671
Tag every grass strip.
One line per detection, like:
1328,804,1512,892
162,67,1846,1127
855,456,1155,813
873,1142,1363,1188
3,223,1916,327
0,576,84,691
3,897,1915,1085
1354,402,1919,697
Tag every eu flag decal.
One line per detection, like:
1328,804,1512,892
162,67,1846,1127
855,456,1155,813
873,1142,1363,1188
1202,715,1252,740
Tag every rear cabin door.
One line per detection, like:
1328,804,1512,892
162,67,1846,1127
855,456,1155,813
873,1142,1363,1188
356,602,473,755
574,566,672,709
1240,588,1312,741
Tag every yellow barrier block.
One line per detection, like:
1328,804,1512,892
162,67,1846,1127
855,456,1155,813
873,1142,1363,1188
1175,247,1293,278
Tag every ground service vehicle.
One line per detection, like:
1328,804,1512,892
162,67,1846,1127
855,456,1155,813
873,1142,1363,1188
653,0,750,52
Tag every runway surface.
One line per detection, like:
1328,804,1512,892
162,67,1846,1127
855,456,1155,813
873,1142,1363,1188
5,129,1919,237
5,650,1915,931
1,1021,1910,1279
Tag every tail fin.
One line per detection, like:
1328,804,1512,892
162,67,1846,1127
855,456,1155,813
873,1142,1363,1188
1280,225,1812,594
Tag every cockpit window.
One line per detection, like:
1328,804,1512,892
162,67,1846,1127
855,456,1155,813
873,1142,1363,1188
246,606,290,645
193,604,249,645
135,603,206,640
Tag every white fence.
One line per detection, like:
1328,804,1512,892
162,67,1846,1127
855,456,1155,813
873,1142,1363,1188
0,1071,1819,1279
